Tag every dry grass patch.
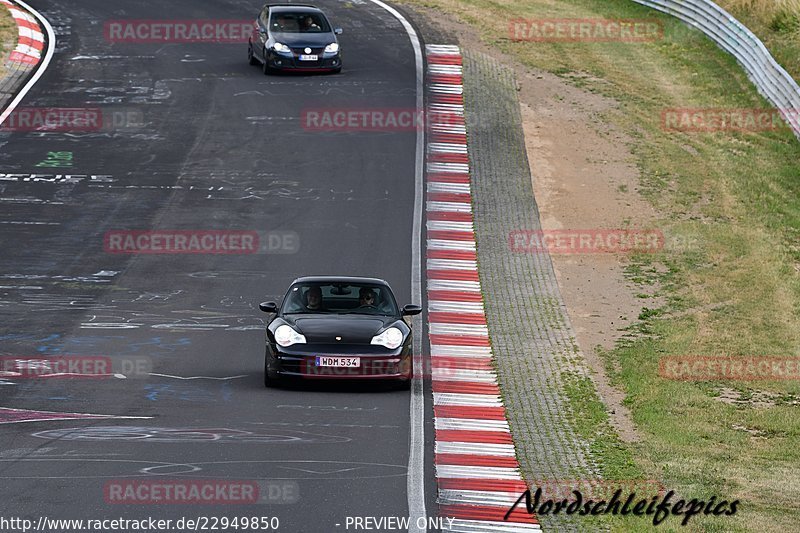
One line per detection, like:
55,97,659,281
717,0,800,79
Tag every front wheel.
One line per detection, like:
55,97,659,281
262,51,275,75
264,352,281,388
248,44,259,66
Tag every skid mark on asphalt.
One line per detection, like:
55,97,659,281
0,406,151,424
0,271,118,284
0,173,380,201
31,426,351,444
276,404,379,411
0,333,192,358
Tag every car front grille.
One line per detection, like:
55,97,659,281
292,47,324,56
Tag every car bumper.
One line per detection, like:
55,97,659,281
267,343,411,381
267,52,341,71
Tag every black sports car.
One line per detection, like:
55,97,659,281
248,4,342,74
259,276,422,387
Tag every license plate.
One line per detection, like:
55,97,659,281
299,54,318,61
316,356,360,367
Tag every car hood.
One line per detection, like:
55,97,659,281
286,315,395,344
271,32,334,48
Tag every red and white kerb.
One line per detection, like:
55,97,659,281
425,44,540,531
1,0,45,65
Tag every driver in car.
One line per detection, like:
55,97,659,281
304,286,325,311
358,288,376,308
300,15,321,32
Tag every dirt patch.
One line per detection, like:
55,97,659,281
714,387,800,409
403,3,665,443
518,74,663,444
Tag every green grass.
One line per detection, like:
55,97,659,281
401,0,800,530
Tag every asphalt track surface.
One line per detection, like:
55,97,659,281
0,1,435,531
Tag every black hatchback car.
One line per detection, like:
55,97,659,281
248,4,342,73
259,277,422,387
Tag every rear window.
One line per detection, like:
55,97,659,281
270,12,331,33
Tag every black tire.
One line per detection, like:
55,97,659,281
264,352,281,388
262,51,275,75
248,44,259,66
332,67,341,74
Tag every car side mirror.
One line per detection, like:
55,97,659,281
402,304,422,316
334,28,343,35
259,301,278,313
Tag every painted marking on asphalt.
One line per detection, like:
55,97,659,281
438,488,520,507
435,418,509,432
432,393,503,407
435,454,519,468
427,280,481,292
427,239,476,252
426,201,473,213
429,346,493,359
437,478,528,493
148,373,247,380
426,259,478,271
428,182,471,194
428,301,485,314
443,518,541,531
431,381,500,396
435,441,516,456
429,322,488,335
434,464,521,480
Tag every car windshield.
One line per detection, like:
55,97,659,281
282,283,399,316
270,12,331,33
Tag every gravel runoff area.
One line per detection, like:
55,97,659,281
462,49,601,530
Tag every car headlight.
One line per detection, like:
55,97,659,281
370,327,404,350
273,42,291,53
324,43,339,53
274,325,306,347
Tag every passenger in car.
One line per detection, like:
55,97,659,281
274,15,297,32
